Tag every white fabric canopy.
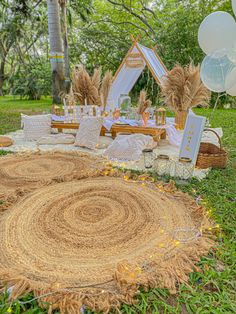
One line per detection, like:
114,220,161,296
137,44,167,81
108,46,145,108
107,42,167,108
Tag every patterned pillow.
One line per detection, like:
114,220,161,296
75,117,104,149
21,114,51,141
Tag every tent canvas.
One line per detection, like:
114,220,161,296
108,38,168,108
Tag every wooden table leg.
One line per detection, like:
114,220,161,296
100,128,106,136
111,130,117,139
160,129,166,139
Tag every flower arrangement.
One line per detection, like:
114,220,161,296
100,70,113,112
72,66,101,105
65,66,113,109
137,90,152,114
137,90,152,127
161,63,211,129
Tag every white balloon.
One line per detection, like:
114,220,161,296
198,11,236,54
227,49,236,63
226,67,236,95
200,49,235,92
232,0,236,16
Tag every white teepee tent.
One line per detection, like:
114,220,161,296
108,37,168,108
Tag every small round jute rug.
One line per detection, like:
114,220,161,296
0,176,214,313
0,152,104,208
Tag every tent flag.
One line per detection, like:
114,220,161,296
107,40,168,108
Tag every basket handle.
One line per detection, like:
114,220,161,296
203,128,222,149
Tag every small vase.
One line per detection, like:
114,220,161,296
142,112,150,127
175,110,188,130
113,109,120,120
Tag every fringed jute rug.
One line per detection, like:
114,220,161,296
0,171,214,314
0,151,105,210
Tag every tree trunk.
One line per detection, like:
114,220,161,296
47,0,65,104
0,58,6,96
60,1,70,93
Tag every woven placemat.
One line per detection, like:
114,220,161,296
0,175,214,313
0,151,105,209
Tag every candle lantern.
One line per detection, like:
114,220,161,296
155,107,166,125
53,105,63,116
142,148,155,169
154,154,171,176
174,157,194,180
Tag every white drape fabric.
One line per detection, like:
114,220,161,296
107,44,167,108
137,44,167,82
108,66,145,108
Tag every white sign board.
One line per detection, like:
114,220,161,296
179,114,206,165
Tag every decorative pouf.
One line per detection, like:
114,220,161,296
0,136,13,147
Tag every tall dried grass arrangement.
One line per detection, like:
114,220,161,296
100,70,113,111
161,63,211,112
60,86,77,106
137,90,152,114
72,66,100,105
91,67,102,91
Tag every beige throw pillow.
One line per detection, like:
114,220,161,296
21,114,51,141
75,117,103,149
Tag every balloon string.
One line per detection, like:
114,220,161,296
209,92,226,123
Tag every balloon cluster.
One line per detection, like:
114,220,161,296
198,0,236,96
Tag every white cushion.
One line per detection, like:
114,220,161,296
21,114,51,141
37,134,75,145
104,134,153,161
96,136,113,149
75,117,103,149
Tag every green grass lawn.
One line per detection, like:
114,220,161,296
0,96,235,314
0,96,52,135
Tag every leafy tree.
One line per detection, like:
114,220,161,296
10,58,51,100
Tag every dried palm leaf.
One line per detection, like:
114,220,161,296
137,90,152,114
60,87,77,106
92,67,102,91
100,70,113,111
71,66,100,105
161,63,211,112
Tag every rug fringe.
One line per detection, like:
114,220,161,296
0,233,214,313
0,166,216,313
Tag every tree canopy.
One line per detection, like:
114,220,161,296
0,0,233,104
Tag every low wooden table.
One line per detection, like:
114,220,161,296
51,121,166,142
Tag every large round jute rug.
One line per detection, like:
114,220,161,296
0,152,104,207
0,176,213,313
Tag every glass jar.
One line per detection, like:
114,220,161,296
174,157,194,180
142,148,155,169
118,94,131,116
154,154,171,176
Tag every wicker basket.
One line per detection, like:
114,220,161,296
196,129,227,169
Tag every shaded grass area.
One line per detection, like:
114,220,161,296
0,96,52,135
0,97,235,313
